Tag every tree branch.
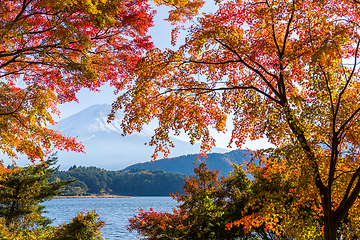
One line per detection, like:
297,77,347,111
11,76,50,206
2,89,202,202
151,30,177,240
334,39,360,126
213,38,281,101
188,59,242,65
245,55,279,80
337,107,360,135
334,166,360,221
0,86,35,116
13,0,34,23
158,85,280,103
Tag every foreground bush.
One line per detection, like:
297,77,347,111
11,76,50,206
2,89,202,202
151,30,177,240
128,159,360,239
0,154,105,239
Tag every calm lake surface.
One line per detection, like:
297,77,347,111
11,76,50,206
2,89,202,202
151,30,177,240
43,197,177,239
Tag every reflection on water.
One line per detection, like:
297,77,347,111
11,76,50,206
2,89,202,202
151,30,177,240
43,197,177,240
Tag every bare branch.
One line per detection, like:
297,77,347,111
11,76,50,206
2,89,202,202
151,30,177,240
0,56,20,69
0,86,35,116
213,38,282,101
334,166,360,221
334,39,360,126
188,59,242,65
281,3,294,58
157,85,280,103
338,107,360,134
245,55,279,80
271,24,282,55
13,0,34,22
333,170,356,181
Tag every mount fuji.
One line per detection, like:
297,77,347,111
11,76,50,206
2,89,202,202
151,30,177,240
1,104,228,170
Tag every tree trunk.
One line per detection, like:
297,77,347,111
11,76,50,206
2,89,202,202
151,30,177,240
323,215,339,240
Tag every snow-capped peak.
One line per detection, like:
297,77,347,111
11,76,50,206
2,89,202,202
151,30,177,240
53,104,153,137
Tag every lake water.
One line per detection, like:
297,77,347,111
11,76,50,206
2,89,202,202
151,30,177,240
43,197,177,239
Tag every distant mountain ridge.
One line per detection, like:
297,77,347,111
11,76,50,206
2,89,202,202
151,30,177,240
123,149,251,176
0,103,233,171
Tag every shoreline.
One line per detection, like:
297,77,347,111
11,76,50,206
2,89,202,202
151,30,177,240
54,195,131,198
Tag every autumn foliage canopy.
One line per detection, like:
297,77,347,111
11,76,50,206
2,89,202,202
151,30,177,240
114,0,360,239
0,0,155,160
3,0,360,239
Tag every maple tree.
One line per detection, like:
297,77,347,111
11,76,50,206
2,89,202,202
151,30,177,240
127,163,248,239
128,162,296,239
0,0,156,161
235,148,359,239
113,0,360,238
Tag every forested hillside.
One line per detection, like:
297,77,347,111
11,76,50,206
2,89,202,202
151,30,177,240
123,149,251,176
48,150,251,196
50,166,187,196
